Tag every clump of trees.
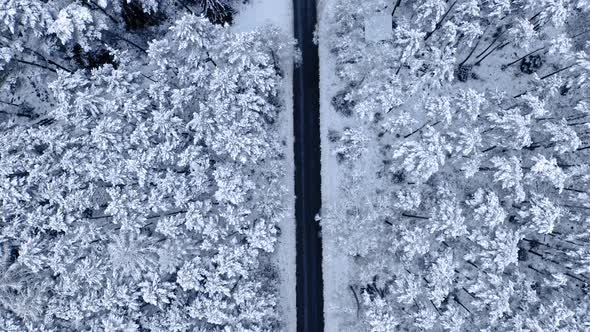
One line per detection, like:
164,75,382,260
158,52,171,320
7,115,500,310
0,0,243,122
324,0,590,330
0,6,293,332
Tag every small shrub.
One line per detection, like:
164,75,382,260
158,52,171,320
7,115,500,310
520,54,543,74
455,64,472,82
331,89,355,117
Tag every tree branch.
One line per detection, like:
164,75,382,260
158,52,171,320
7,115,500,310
103,31,148,53
15,59,57,73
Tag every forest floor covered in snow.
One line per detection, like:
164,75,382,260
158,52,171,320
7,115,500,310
318,0,360,330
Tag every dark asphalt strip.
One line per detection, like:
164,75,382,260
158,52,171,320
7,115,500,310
293,0,324,331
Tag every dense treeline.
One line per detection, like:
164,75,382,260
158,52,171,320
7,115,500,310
0,1,293,331
0,0,241,120
323,0,590,330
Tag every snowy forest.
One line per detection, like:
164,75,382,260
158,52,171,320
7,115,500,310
0,0,295,331
321,0,590,331
3,0,590,331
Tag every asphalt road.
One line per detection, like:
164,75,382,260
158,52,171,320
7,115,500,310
293,0,324,331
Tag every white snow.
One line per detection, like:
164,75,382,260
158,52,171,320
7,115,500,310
318,1,360,331
233,0,293,32
364,14,393,42
233,2,296,332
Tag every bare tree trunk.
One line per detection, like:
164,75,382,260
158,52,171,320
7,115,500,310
391,0,402,17
459,34,484,66
474,41,509,66
540,64,574,80
401,212,430,220
504,46,545,68
424,1,457,41
349,285,361,317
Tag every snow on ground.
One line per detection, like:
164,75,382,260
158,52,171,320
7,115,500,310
364,14,393,42
233,3,296,332
318,1,360,331
233,0,293,32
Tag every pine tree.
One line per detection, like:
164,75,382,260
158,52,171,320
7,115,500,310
393,126,447,183
490,155,526,202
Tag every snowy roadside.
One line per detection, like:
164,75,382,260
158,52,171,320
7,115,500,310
317,0,360,331
233,2,296,331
